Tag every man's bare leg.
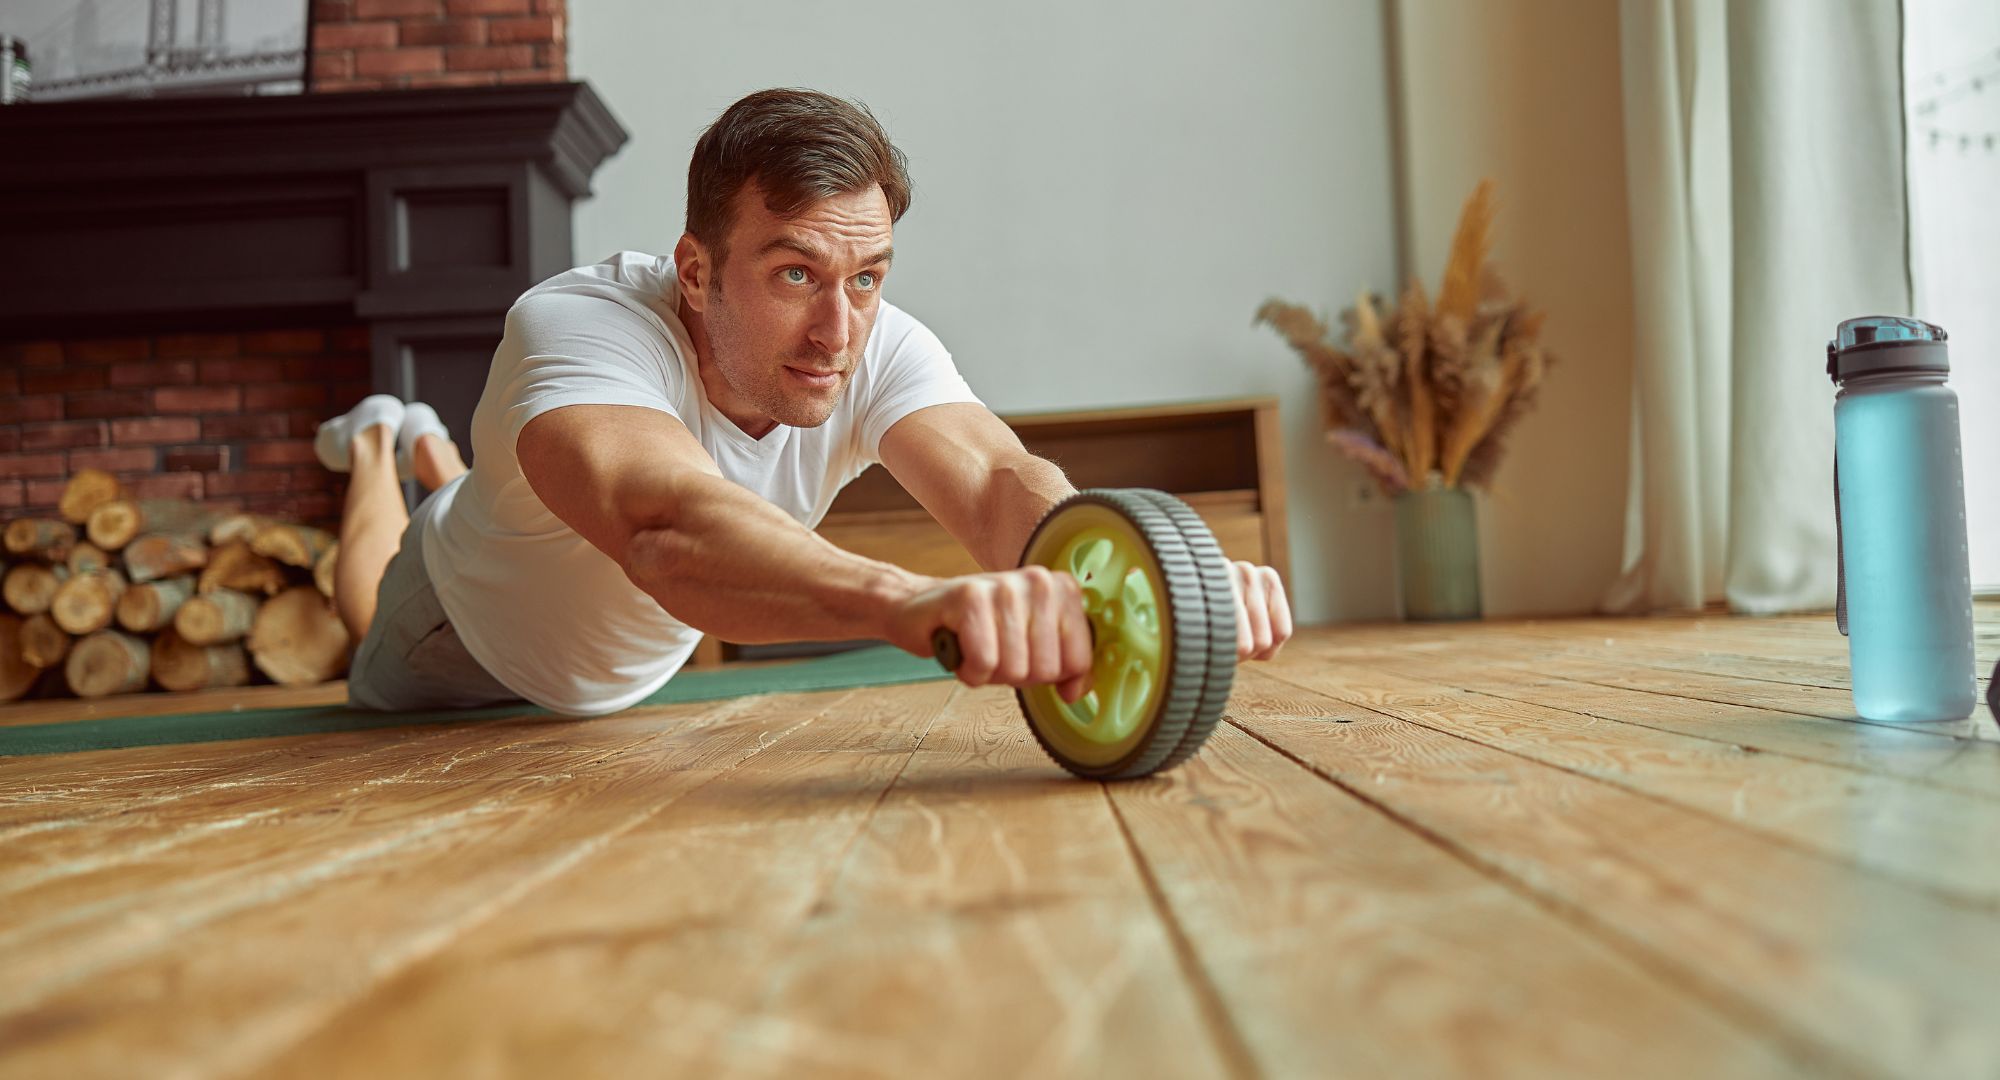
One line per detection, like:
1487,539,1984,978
335,427,471,642
410,433,467,493
335,424,407,642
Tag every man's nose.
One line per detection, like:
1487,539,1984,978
807,288,851,355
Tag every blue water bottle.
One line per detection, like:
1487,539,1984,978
1828,316,1977,722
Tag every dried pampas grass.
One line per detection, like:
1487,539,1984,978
1256,178,1554,495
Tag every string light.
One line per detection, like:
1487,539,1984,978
1912,128,2000,153
1913,46,2000,153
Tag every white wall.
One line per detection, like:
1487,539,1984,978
568,0,1403,624
1392,0,1636,616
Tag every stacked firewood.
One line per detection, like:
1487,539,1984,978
0,469,350,703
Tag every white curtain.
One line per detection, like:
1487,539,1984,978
1605,0,1910,615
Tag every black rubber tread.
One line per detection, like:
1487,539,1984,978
1135,490,1238,773
1014,488,1216,781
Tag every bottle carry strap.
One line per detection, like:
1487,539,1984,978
1835,451,1849,637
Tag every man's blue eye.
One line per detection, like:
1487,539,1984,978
785,267,809,284
856,272,877,289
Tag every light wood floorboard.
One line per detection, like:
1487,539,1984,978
0,602,1994,1078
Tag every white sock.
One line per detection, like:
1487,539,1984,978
396,402,452,482
313,394,407,473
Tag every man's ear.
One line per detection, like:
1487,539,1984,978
673,233,709,313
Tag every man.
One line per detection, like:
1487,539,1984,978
317,88,1292,717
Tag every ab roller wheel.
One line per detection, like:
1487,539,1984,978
932,489,1237,781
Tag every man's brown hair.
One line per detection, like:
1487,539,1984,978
686,88,912,273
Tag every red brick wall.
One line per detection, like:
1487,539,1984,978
309,0,567,93
0,330,371,526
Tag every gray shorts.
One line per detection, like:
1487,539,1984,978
347,509,520,712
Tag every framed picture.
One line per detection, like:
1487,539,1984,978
3,0,307,102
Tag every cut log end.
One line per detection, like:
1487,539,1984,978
86,501,140,551
175,589,261,647
59,468,125,526
151,629,252,693
3,563,68,616
249,586,351,686
65,630,151,698
20,613,73,669
51,570,129,637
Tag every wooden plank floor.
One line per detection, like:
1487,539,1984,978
1,603,1995,1079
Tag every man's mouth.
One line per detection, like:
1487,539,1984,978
784,365,844,389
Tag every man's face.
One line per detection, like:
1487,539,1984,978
680,183,894,431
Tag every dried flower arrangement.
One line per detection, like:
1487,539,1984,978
1256,179,1553,496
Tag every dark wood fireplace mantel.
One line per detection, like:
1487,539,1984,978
0,83,628,447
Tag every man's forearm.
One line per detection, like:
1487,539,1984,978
622,473,934,644
970,455,1077,570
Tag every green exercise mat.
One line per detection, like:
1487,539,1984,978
0,645,952,758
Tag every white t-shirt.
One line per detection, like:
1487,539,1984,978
415,250,981,716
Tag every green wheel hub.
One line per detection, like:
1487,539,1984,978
1020,510,1169,760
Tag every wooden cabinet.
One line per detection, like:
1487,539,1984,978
694,396,1288,665
821,395,1287,576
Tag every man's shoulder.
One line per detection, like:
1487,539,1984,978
518,250,675,305
866,298,947,364
504,251,686,359
839,299,966,432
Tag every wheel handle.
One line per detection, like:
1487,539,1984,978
931,627,964,672
930,620,1096,674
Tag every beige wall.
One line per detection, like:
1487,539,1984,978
570,0,1401,625
1392,0,1637,616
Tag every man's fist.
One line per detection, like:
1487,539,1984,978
1229,560,1293,661
889,567,1095,701
889,559,1293,699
